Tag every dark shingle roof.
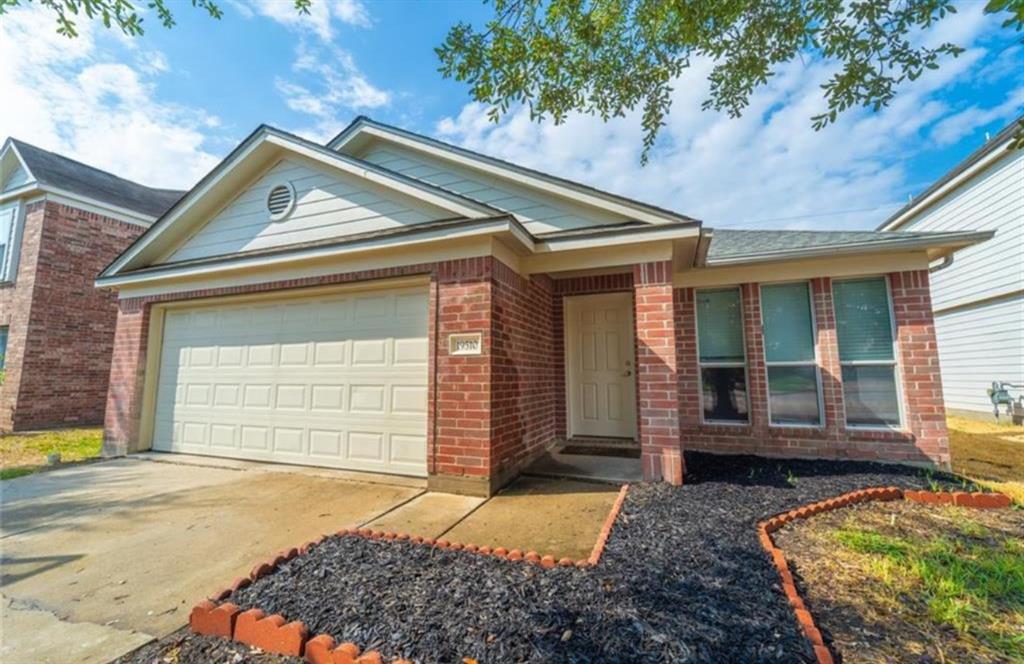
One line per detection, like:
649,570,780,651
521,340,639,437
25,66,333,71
9,138,185,218
706,228,988,263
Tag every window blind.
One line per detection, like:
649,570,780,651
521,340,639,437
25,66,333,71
697,288,744,363
833,278,894,362
761,282,814,362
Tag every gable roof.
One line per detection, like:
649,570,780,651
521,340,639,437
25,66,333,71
878,115,1023,231
100,124,502,279
327,116,700,227
703,228,995,266
3,138,185,218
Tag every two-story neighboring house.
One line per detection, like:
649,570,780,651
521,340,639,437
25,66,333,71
0,138,184,431
878,117,1023,419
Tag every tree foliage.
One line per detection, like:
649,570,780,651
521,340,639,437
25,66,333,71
0,0,310,37
437,0,1024,161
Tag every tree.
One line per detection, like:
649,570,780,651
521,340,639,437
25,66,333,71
437,0,1024,160
0,0,310,37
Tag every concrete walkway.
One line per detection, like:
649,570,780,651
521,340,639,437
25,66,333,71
0,456,427,664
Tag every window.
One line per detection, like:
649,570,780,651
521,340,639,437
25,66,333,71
833,277,902,427
0,325,7,369
697,287,748,423
0,202,20,282
761,282,822,426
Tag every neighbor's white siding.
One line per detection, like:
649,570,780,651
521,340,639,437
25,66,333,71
934,295,1023,413
166,158,453,263
357,144,630,234
896,145,1024,413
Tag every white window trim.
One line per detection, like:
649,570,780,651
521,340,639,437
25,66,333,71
0,199,25,285
694,285,751,426
833,274,906,431
759,281,825,429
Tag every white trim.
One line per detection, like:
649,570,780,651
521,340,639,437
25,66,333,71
332,121,691,226
0,199,25,284
42,189,156,226
563,292,638,440
879,136,1014,231
694,285,751,426
759,280,825,429
831,274,907,431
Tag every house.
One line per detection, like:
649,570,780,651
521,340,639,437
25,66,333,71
96,118,992,495
878,117,1022,419
0,138,184,431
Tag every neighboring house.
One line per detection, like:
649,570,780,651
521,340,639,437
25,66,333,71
96,118,992,495
0,138,184,431
878,117,1023,418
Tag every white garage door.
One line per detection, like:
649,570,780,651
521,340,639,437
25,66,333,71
151,285,429,476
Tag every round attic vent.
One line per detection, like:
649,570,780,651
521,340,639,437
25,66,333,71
267,182,295,220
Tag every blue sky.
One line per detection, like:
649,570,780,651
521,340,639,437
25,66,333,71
1,0,1020,230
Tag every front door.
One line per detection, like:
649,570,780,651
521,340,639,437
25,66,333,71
565,292,637,438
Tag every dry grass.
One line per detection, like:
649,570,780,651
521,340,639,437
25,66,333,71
0,427,103,480
948,415,1024,504
777,501,1024,663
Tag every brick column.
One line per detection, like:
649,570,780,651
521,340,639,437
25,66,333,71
674,287,701,429
102,299,151,457
429,258,494,495
741,283,769,433
811,277,846,442
634,262,683,484
890,270,950,467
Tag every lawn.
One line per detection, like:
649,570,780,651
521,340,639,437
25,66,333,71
0,427,104,479
777,500,1024,663
949,415,1024,504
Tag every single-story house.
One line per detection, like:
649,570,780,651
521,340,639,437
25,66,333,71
0,138,183,431
878,116,1022,418
96,117,992,495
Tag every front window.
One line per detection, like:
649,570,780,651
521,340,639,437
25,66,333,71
833,277,902,428
0,325,8,370
761,282,823,426
0,202,19,282
697,287,749,423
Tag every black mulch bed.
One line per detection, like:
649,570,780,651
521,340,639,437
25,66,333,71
122,453,970,664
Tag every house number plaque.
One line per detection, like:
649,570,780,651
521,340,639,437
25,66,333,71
449,333,483,355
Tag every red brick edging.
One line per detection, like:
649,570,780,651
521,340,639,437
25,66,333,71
193,484,631,661
758,488,1012,664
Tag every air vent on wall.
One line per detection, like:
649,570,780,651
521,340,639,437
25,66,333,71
267,182,295,220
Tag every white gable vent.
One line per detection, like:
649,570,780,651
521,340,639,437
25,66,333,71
267,182,296,220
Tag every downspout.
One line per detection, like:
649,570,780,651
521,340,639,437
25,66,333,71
929,254,955,273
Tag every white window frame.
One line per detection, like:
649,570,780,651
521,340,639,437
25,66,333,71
759,280,825,429
832,274,906,431
694,285,750,426
0,200,24,284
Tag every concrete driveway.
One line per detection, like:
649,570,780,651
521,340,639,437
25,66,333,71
0,455,426,664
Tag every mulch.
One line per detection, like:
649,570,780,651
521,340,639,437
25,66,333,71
118,452,966,664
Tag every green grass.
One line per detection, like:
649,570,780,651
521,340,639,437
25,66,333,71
0,428,103,480
835,526,1024,658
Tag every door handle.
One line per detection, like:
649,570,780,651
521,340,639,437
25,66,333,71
623,370,632,377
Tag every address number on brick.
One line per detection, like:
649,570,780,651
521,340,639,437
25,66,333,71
449,333,483,356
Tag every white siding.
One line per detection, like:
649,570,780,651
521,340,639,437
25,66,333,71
358,144,631,234
899,148,1023,312
166,158,454,263
934,294,1024,413
2,163,31,191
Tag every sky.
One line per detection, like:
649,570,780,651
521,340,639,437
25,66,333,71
1,0,1020,230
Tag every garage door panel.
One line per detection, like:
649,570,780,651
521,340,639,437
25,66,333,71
152,286,428,477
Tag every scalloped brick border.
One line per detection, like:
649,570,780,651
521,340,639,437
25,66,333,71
758,487,1012,664
193,484,630,661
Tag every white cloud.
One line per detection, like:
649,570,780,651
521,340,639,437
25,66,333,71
0,5,220,189
249,0,371,41
930,87,1024,146
436,5,1014,231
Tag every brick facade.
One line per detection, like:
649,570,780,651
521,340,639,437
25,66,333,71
675,269,950,467
102,254,950,494
0,201,146,431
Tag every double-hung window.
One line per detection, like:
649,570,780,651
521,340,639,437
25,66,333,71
696,287,748,423
0,203,15,280
760,282,823,426
833,277,902,428
0,326,7,370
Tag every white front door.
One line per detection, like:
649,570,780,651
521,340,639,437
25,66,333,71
150,285,429,477
566,292,637,438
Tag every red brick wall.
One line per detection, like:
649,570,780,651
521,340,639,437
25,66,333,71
633,261,683,483
675,270,950,467
489,260,556,485
1,201,145,431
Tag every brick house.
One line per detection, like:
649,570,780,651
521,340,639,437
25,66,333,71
96,118,992,495
0,138,183,431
